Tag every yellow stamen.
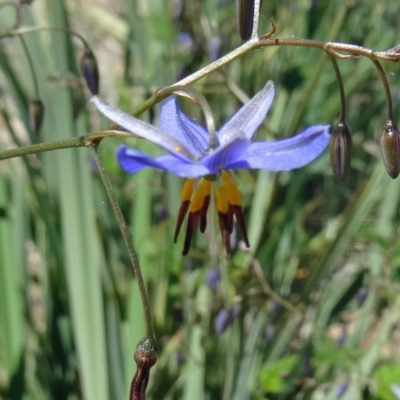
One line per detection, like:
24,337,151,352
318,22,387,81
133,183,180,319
221,171,242,206
189,179,212,213
215,184,230,213
181,178,195,202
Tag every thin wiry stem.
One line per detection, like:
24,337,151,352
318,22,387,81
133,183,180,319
328,54,346,121
0,26,92,50
0,131,135,161
18,35,40,99
372,59,393,121
89,143,155,340
123,26,399,119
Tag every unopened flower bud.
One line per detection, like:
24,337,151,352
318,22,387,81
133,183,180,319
380,120,400,179
236,0,255,40
29,99,44,134
81,48,99,95
130,338,158,400
329,122,352,181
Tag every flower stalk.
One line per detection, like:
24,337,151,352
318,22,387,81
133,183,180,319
89,143,155,340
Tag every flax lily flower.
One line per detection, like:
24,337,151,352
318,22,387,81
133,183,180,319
91,81,330,255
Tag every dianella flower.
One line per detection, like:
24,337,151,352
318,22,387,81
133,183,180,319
91,81,330,255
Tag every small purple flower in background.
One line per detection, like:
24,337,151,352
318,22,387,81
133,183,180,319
391,383,400,399
264,323,275,342
214,304,240,335
337,329,346,347
215,309,231,335
177,32,194,52
209,36,220,62
206,268,220,292
336,379,348,398
92,81,330,255
356,287,368,307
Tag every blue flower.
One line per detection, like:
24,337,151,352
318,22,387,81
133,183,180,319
91,81,330,255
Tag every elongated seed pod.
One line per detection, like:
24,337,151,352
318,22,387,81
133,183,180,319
236,0,255,40
329,122,352,181
380,120,400,179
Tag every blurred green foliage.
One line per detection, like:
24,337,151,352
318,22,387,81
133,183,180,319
1,0,400,399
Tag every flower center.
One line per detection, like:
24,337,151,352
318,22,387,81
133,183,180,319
173,170,250,256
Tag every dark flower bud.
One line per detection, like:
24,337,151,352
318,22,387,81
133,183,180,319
236,0,255,41
81,48,99,95
329,122,352,181
130,338,158,400
380,120,400,179
29,99,44,134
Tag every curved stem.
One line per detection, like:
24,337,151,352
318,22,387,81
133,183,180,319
0,26,92,50
0,131,155,339
328,54,346,121
122,35,399,120
89,144,155,340
371,59,393,121
18,35,40,98
0,130,135,161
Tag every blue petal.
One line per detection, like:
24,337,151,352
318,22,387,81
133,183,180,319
159,99,209,156
225,125,331,171
91,96,195,160
217,81,275,145
200,138,250,172
117,145,211,178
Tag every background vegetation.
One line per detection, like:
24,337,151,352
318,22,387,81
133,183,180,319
1,0,400,399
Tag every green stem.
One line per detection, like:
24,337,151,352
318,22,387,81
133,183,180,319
371,59,393,121
88,144,155,340
329,54,346,121
0,131,134,161
124,32,399,119
0,26,92,50
18,35,40,99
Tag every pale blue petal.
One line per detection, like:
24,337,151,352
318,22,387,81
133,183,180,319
217,81,275,145
225,125,331,171
91,96,195,160
159,98,209,156
117,146,211,178
200,138,250,172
